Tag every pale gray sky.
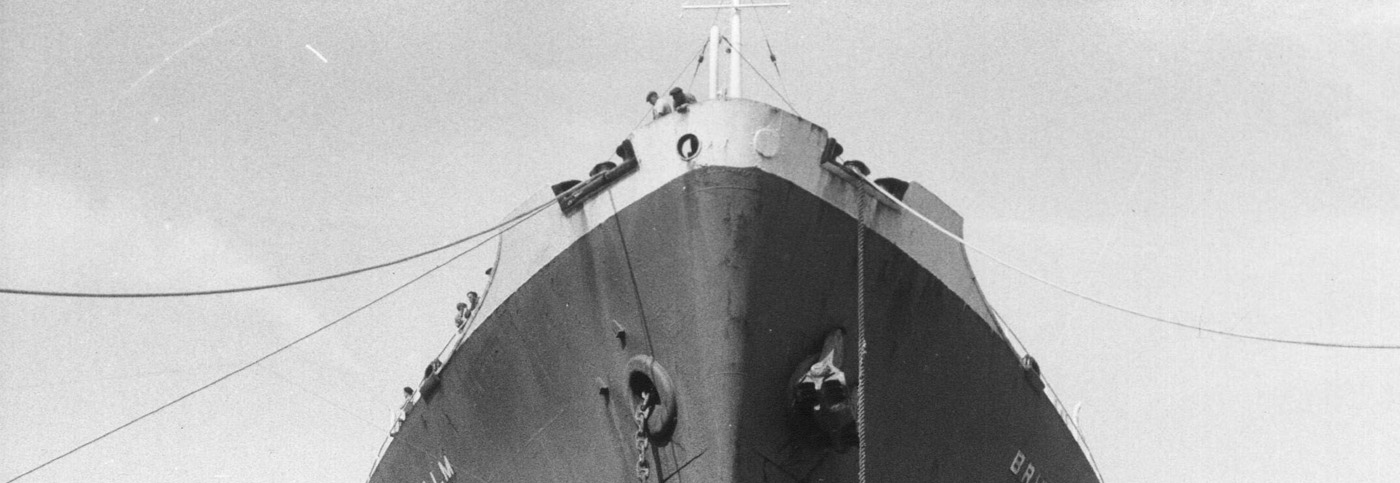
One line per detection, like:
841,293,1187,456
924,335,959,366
3,1,1399,482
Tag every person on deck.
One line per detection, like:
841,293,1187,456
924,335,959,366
455,302,469,330
647,90,673,119
392,386,414,435
454,291,479,331
669,87,697,113
462,289,484,330
424,359,442,380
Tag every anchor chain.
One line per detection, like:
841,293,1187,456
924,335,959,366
633,392,654,481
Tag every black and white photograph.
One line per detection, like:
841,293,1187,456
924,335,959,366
3,1,1397,482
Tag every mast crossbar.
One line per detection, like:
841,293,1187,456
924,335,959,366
684,1,789,100
682,2,789,10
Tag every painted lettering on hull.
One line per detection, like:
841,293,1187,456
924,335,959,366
1009,450,1050,483
421,454,454,483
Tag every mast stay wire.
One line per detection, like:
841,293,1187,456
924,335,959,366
750,9,794,104
720,37,799,116
1,201,552,483
0,197,561,299
688,49,706,93
687,8,724,93
850,173,1400,350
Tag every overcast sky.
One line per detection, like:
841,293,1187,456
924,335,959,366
3,1,1399,482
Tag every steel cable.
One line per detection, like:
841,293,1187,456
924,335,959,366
855,174,1400,350
2,201,550,483
0,197,559,298
720,37,799,115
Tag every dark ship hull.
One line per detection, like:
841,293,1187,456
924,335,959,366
367,100,1098,482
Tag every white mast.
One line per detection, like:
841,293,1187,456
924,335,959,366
730,0,742,98
683,1,789,100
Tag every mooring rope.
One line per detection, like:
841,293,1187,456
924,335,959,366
844,171,1400,351
855,194,870,483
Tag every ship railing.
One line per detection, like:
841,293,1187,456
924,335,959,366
364,433,393,483
992,307,1106,483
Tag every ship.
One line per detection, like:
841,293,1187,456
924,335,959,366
366,3,1101,482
